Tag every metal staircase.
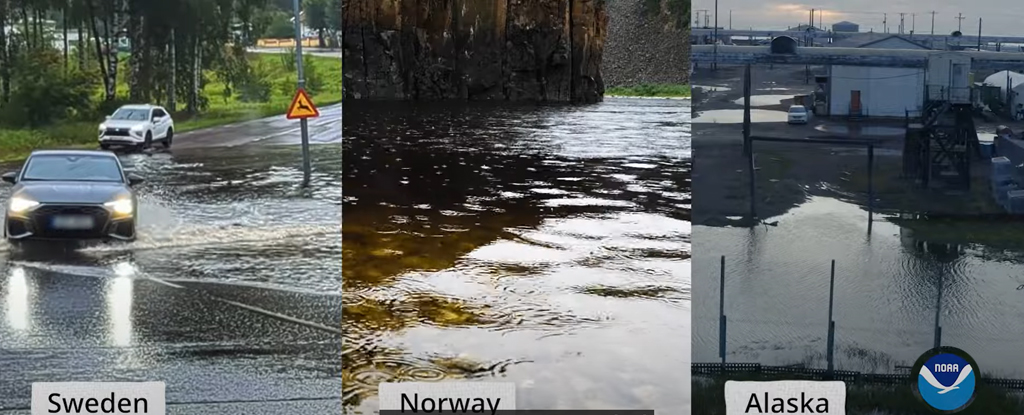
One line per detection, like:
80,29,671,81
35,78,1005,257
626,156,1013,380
903,101,980,190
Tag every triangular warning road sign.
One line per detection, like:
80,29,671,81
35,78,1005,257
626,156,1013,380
286,88,320,119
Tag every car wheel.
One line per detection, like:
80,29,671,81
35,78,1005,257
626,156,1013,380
162,128,173,148
143,132,153,149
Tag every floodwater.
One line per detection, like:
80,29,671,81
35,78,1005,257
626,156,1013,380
731,95,795,107
0,143,342,411
0,146,342,294
342,98,691,413
692,109,788,124
694,197,1024,377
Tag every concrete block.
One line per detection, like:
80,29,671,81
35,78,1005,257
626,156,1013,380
1007,190,1024,214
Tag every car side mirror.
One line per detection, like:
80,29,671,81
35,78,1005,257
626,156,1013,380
127,174,144,186
1,172,16,184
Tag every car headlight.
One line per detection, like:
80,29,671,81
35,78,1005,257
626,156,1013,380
131,125,144,132
99,124,106,131
8,197,39,213
104,199,133,215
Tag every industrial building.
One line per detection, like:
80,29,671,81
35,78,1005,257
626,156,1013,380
826,35,932,117
831,21,859,33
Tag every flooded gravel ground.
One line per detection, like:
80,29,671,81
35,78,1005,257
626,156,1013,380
342,98,691,413
694,196,1024,378
692,66,1024,378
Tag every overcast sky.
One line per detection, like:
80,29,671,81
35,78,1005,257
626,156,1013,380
691,1,1024,37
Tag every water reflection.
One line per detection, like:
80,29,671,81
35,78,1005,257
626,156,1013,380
694,197,1024,377
107,262,136,347
343,98,690,413
5,267,29,331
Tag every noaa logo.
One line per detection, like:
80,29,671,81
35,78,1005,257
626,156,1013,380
912,347,978,412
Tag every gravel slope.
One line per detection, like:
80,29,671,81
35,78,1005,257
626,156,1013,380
603,0,690,86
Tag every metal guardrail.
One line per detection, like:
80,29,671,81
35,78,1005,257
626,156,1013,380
692,363,1024,390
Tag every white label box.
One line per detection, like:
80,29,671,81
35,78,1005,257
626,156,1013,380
379,382,516,412
32,382,166,415
725,380,846,414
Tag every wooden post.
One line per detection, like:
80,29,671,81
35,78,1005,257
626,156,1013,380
867,144,875,230
719,255,728,368
933,271,944,348
826,260,836,375
744,65,756,219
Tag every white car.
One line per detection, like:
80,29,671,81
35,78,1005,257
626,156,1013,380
98,104,175,150
787,105,809,124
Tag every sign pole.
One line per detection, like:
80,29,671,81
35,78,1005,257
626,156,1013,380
293,0,311,188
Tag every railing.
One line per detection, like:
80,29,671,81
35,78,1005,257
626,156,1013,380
926,86,972,105
692,363,1024,390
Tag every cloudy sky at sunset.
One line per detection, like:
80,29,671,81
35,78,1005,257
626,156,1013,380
690,1,1024,36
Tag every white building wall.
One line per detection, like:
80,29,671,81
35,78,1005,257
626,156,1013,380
829,65,926,117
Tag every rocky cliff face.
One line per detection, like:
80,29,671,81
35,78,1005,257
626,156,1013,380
343,0,608,102
603,0,689,86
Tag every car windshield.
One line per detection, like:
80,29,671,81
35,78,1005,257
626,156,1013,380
21,155,123,182
110,108,150,121
790,107,807,113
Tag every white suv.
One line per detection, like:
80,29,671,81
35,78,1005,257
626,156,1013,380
99,104,175,150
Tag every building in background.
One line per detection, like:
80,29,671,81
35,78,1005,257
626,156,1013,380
831,21,860,33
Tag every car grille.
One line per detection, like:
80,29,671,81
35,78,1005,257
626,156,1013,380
105,128,130,136
30,205,111,238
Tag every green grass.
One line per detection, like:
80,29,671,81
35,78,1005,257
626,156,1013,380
694,373,1024,415
0,53,341,161
606,83,690,98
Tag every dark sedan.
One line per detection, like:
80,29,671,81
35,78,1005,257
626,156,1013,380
2,150,143,243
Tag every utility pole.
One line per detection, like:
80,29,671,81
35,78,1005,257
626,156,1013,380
912,13,916,34
956,12,965,32
713,0,718,70
818,10,822,30
899,13,905,34
930,11,936,35
977,18,983,50
883,13,887,33
729,10,732,30
292,0,311,187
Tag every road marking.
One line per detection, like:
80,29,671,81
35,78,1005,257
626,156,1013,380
142,276,342,335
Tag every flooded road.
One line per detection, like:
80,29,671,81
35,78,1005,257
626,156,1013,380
0,112,341,413
342,98,691,413
694,198,1024,377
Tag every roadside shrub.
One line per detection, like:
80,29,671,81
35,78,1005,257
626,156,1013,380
280,50,297,72
0,48,97,128
303,53,323,94
214,47,272,103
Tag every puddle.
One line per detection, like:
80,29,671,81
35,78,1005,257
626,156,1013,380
692,109,788,124
814,125,905,136
731,95,796,107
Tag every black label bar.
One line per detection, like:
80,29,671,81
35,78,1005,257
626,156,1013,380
378,409,655,411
